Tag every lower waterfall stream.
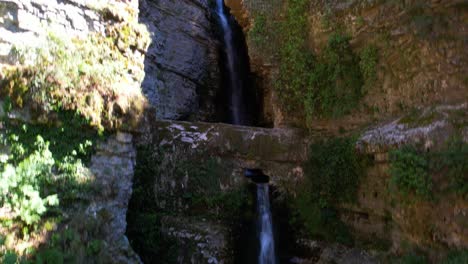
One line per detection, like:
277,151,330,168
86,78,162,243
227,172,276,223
257,184,276,264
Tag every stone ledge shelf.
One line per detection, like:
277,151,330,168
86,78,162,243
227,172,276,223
150,120,310,163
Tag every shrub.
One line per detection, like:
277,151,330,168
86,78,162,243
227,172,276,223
249,14,267,46
2,251,18,264
291,137,368,244
0,136,58,226
389,146,432,199
35,248,64,264
305,34,364,119
359,45,379,89
389,139,467,200
394,253,428,264
2,23,149,130
2,112,99,203
273,0,374,121
276,0,312,114
434,139,468,197
443,250,468,264
306,137,366,206
293,189,353,244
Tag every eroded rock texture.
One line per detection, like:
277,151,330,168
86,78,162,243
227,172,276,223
139,0,221,121
0,0,139,64
226,0,468,129
87,132,140,263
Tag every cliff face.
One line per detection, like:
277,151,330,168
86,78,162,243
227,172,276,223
0,0,148,262
131,104,466,263
1,0,466,263
226,0,468,130
139,0,221,121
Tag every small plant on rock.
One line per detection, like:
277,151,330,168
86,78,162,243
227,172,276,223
0,136,58,226
389,146,432,199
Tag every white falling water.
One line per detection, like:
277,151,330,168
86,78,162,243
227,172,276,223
257,184,276,264
215,2,275,261
215,0,242,125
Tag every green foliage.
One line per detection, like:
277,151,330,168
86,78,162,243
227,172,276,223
293,189,353,244
249,14,267,46
305,34,365,119
0,136,58,226
389,146,432,199
291,137,368,244
433,139,468,197
2,112,99,207
126,146,178,263
392,253,428,264
2,251,18,264
34,228,81,264
271,0,375,121
36,248,64,264
359,45,379,88
276,0,312,114
2,24,148,130
389,139,468,200
442,250,468,264
306,137,367,207
0,112,99,264
86,239,102,256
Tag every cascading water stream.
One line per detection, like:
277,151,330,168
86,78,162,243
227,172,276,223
215,0,242,125
215,1,276,263
257,184,276,264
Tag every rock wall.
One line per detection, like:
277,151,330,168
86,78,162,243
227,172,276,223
226,0,468,129
139,0,221,121
350,104,468,257
147,119,309,188
87,132,141,263
0,0,146,262
0,0,138,64
132,120,309,263
133,104,467,262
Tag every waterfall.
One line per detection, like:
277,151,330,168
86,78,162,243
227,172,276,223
215,0,243,125
257,184,276,264
215,1,275,262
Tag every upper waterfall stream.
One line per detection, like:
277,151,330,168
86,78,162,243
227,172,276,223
216,0,244,125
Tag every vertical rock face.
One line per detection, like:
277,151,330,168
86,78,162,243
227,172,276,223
88,132,141,263
226,0,468,129
139,0,221,121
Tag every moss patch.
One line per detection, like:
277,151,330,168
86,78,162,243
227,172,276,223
290,137,370,244
126,145,251,262
389,138,468,200
1,21,150,131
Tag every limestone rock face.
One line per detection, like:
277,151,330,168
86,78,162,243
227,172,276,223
139,0,220,121
134,107,466,260
226,0,468,129
0,0,139,64
88,132,141,263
